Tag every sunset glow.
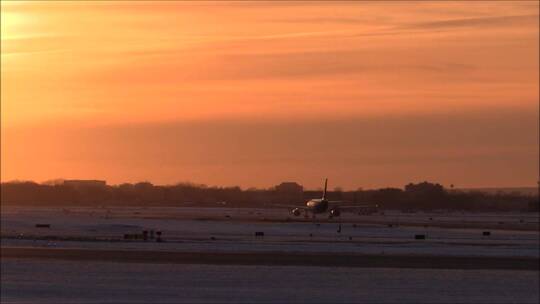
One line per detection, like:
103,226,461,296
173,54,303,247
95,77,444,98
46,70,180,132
1,1,538,189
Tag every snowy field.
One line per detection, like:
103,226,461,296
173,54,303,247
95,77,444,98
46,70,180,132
2,206,538,258
1,206,538,303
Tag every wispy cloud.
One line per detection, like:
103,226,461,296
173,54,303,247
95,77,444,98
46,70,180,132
405,14,538,30
267,17,375,24
1,35,72,56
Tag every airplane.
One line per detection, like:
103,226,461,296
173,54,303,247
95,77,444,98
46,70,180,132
282,178,378,219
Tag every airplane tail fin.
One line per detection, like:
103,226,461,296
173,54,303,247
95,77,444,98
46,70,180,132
322,178,328,200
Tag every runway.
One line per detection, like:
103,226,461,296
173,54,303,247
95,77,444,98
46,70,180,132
3,247,538,270
2,258,539,304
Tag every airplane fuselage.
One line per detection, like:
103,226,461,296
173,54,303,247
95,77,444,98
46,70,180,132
290,179,339,217
306,199,329,214
290,179,375,218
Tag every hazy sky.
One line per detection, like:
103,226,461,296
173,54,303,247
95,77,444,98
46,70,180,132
1,1,538,189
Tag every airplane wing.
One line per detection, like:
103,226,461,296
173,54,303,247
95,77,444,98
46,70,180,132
273,204,308,210
328,201,379,209
338,205,378,209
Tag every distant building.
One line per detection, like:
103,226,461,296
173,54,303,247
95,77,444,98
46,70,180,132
63,180,107,190
275,182,303,193
275,182,303,204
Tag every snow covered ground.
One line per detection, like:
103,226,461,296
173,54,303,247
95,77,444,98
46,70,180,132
2,206,538,258
2,207,538,303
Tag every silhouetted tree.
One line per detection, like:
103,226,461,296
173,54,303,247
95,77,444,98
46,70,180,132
0,180,535,212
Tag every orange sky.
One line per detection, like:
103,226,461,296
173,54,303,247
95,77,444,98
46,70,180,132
1,1,539,189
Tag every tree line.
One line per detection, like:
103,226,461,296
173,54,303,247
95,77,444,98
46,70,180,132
1,180,537,212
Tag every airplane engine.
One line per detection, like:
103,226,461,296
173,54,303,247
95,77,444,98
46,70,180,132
292,208,301,216
330,208,341,217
